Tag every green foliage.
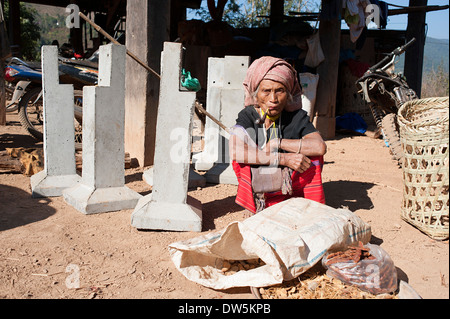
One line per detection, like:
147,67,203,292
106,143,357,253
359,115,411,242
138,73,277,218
189,0,317,28
28,5,70,61
4,2,41,60
224,0,271,28
36,12,69,48
4,2,69,61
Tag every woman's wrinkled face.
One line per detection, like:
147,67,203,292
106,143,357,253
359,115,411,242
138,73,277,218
255,80,288,117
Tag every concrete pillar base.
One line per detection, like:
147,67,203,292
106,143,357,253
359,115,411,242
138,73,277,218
31,171,81,198
204,163,237,185
131,195,202,232
143,166,206,189
63,184,142,215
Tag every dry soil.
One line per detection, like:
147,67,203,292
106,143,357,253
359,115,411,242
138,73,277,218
0,112,448,300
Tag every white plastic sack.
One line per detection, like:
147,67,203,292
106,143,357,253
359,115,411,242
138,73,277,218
304,32,325,68
169,197,372,290
299,72,319,117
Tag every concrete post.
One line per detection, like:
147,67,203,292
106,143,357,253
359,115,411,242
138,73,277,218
312,12,341,140
192,58,223,172
142,165,206,189
131,42,202,232
30,46,81,198
63,44,142,214
193,56,249,185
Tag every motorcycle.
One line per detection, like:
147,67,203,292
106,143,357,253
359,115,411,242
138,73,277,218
4,52,98,143
4,57,42,113
356,38,418,167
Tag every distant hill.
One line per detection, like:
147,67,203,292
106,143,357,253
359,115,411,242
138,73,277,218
423,37,449,73
396,37,449,74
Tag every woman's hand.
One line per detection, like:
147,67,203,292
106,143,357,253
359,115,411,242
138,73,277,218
281,153,311,173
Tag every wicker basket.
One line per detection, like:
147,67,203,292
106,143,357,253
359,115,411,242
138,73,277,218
397,97,449,240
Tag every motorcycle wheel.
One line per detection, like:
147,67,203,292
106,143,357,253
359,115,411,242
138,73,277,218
18,87,83,143
18,87,44,140
381,113,403,167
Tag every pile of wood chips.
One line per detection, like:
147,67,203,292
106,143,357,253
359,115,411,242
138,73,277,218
256,263,397,299
1,148,44,176
0,147,131,176
221,259,266,276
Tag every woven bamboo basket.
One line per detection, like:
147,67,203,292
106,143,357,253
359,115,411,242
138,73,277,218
397,97,449,240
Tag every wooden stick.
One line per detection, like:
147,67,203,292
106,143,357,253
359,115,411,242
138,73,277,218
195,101,229,133
78,12,161,80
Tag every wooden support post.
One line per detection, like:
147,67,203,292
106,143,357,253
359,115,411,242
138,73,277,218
404,0,427,98
124,0,170,167
0,1,9,125
8,0,20,56
0,59,5,125
270,0,284,27
69,20,84,56
312,14,341,140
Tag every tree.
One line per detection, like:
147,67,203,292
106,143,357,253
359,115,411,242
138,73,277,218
189,0,318,28
3,2,41,60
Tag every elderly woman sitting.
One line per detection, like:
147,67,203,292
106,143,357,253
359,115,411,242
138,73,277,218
229,56,327,214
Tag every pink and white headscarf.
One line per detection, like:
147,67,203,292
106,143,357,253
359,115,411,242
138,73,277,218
243,56,303,112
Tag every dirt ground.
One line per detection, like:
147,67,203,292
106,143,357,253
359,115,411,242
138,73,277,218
0,111,448,300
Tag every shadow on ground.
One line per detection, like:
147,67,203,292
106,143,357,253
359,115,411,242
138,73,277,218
323,180,375,211
202,195,243,231
0,133,42,151
0,184,56,231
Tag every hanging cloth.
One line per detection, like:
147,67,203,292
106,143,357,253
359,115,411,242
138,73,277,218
304,12,325,68
344,0,372,43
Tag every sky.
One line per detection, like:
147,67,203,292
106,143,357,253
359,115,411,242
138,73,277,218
365,0,449,40
189,0,449,40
